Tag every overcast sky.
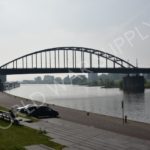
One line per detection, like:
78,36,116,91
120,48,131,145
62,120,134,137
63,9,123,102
0,0,150,81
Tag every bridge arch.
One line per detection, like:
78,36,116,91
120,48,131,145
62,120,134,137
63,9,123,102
0,47,135,71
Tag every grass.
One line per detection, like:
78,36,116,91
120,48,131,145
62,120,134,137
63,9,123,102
145,82,150,89
0,120,64,150
0,106,65,149
0,106,9,111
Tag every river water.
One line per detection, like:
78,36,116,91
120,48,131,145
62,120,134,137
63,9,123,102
6,84,150,123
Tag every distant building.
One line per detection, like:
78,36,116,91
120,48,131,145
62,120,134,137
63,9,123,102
88,73,98,83
63,75,71,84
0,75,6,83
22,80,35,84
54,77,62,84
34,76,42,84
43,75,54,84
71,75,87,85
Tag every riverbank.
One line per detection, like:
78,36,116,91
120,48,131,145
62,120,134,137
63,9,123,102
0,119,64,150
0,92,150,141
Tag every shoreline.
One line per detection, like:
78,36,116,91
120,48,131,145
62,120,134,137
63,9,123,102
1,92,150,141
3,90,149,124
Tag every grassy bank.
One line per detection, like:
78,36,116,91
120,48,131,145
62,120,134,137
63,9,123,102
145,81,150,89
0,120,64,150
0,106,64,150
0,106,9,111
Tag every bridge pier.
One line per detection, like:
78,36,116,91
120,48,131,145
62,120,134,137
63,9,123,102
0,75,6,91
123,75,145,93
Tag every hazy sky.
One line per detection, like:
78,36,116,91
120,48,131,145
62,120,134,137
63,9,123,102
0,0,150,81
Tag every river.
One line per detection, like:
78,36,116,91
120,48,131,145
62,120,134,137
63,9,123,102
6,84,150,123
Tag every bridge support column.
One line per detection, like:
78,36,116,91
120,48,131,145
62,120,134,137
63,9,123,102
123,75,145,93
0,75,7,91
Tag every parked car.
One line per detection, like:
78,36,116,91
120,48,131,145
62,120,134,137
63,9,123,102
17,104,37,114
17,105,59,118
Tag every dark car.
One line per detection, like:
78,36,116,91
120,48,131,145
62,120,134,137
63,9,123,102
17,105,59,118
29,106,59,118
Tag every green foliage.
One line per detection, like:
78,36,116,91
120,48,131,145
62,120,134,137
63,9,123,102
100,78,114,88
144,80,150,89
0,106,9,111
71,75,88,85
0,120,64,150
83,73,125,88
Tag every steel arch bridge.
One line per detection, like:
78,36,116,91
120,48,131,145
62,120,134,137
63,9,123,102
0,47,150,75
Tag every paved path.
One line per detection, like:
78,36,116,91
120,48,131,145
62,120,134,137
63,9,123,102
25,144,54,150
22,118,150,150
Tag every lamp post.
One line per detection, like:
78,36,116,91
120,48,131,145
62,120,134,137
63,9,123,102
121,100,124,125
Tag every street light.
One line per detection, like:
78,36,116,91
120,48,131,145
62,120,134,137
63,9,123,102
121,100,124,125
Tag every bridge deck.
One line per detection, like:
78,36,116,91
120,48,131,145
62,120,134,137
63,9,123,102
0,68,150,75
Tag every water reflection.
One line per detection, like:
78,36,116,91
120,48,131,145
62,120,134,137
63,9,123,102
123,93,145,103
123,93,146,122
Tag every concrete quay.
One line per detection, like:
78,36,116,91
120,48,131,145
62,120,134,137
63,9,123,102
22,118,150,150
